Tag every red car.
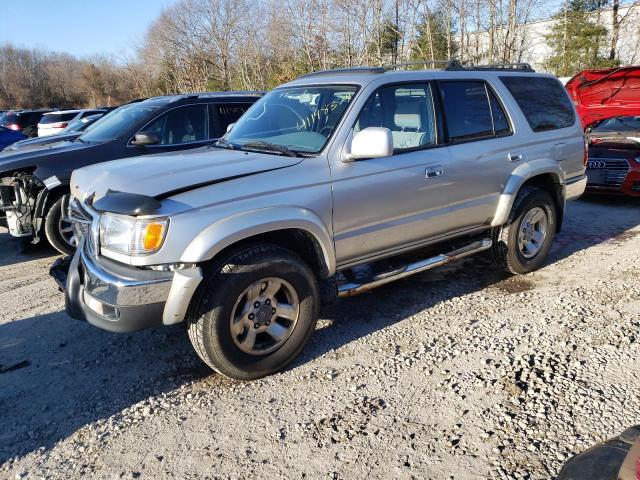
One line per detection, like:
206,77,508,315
565,66,640,196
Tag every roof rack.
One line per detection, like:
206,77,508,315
387,59,464,70
297,60,535,80
458,63,535,72
298,66,387,79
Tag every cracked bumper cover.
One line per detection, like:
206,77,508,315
53,240,202,333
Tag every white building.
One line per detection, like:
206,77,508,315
467,4,640,73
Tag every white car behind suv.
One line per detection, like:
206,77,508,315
38,109,105,136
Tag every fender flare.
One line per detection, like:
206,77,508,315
180,206,336,275
491,160,563,227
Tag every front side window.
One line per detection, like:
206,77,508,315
355,83,436,151
225,85,358,154
142,104,209,145
500,76,575,132
80,103,160,142
439,81,503,142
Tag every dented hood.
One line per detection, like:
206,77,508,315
70,146,302,202
566,66,640,127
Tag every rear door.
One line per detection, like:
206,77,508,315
437,79,517,231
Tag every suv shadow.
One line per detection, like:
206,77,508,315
1,198,638,463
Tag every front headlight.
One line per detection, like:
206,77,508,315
99,213,169,256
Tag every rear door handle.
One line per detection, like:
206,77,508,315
425,165,444,178
509,152,523,162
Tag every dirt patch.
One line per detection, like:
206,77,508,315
494,277,536,294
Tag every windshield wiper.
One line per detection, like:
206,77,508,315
211,138,238,150
241,141,302,157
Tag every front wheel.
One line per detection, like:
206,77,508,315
44,196,76,256
491,186,557,274
187,244,320,380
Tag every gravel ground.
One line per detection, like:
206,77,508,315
1,195,639,480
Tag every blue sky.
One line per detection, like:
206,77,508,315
0,0,179,58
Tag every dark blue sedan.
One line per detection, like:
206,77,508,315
0,126,27,151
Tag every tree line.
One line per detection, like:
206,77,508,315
1,0,636,110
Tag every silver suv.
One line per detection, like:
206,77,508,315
54,63,587,380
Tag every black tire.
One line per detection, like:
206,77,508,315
491,186,557,274
44,196,75,256
187,244,320,380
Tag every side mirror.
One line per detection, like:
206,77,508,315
343,127,393,162
131,132,160,146
226,123,236,133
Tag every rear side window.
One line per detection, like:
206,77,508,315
354,83,437,152
40,113,77,124
212,103,252,137
500,76,575,132
439,81,511,142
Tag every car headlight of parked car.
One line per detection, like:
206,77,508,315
99,213,169,256
635,156,640,164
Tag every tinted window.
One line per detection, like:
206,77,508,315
355,83,436,151
591,115,640,133
143,104,209,145
212,103,252,137
500,76,575,132
439,81,495,142
488,89,511,136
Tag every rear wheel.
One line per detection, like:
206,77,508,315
187,244,320,380
491,187,556,274
44,196,76,256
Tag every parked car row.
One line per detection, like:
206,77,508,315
2,61,638,382
0,92,261,253
0,107,109,144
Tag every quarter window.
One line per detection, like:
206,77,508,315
439,80,511,142
354,83,436,152
500,76,575,132
212,103,253,137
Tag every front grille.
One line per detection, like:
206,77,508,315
586,158,630,188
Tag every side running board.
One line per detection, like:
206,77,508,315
337,238,492,297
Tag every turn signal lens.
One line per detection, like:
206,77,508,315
143,222,165,251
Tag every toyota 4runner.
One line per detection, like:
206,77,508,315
52,62,587,380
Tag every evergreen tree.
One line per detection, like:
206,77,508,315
544,0,617,77
412,11,457,64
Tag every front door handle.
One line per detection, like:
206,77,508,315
509,152,523,162
425,165,444,178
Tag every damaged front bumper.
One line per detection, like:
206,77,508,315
51,238,203,333
0,173,48,242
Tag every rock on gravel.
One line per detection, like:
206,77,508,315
1,195,639,479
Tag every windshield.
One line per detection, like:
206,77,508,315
591,116,640,133
224,85,358,154
79,103,160,142
63,114,103,133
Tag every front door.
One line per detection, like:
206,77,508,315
330,82,452,266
